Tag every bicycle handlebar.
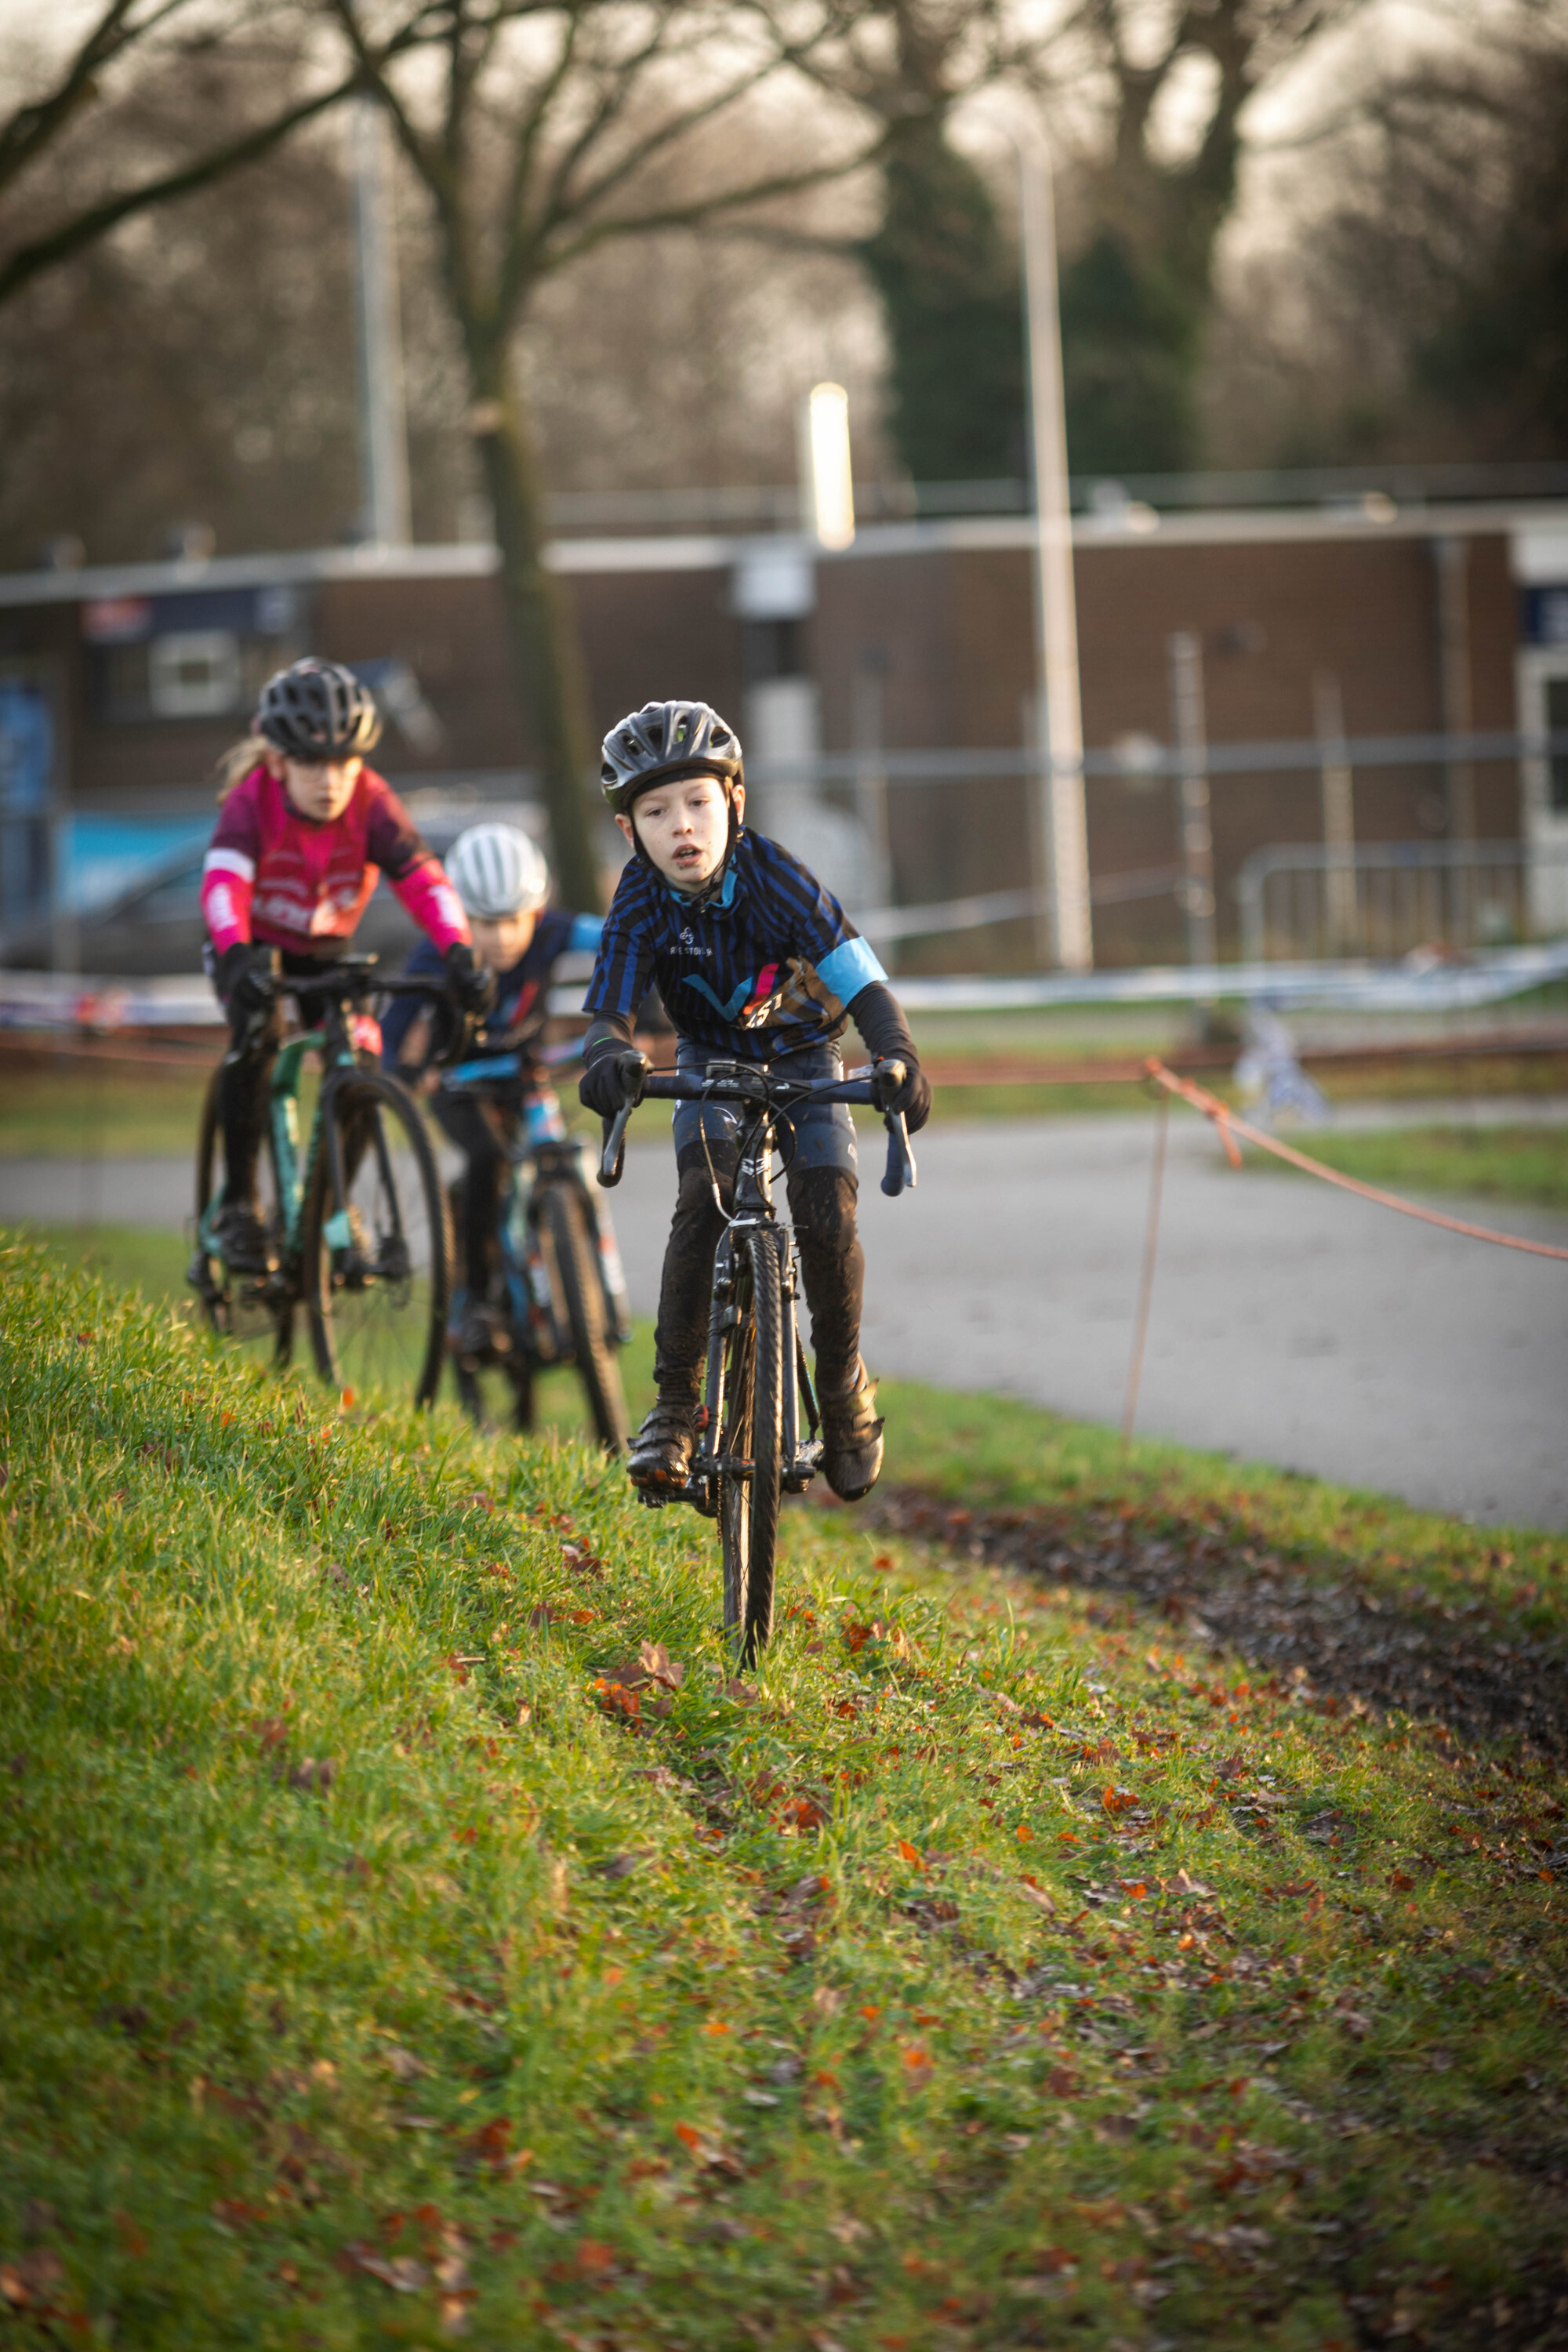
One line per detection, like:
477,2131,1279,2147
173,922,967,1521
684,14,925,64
227,956,477,1068
597,1053,916,1200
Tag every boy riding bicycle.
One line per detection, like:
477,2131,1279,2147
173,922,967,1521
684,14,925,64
579,698,931,1504
381,820,603,1365
200,657,492,1273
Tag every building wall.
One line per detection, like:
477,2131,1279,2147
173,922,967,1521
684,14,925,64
809,525,1523,962
0,512,1531,964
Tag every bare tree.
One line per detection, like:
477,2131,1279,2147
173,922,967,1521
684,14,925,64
0,1,445,308
1023,0,1374,469
1203,9,1568,468
325,1,891,906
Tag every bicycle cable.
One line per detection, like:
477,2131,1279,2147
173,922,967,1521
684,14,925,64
696,1071,804,1230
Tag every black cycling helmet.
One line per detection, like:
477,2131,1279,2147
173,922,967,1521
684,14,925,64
256,657,383,761
599,699,742,818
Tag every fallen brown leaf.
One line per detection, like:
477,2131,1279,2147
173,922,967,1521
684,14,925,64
637,1639,685,1690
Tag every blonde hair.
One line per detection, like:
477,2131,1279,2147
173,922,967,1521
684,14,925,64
214,735,271,799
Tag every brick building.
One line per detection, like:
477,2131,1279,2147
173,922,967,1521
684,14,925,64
2,495,1565,964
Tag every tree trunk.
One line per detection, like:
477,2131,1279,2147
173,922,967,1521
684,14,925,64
466,342,604,913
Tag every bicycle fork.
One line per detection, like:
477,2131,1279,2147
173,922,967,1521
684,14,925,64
640,1218,822,1516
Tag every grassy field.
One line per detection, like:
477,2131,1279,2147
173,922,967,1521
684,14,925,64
2,1240,1566,2347
9,1005,1568,1162
25,1222,660,1447
1247,1123,1568,1215
0,1065,217,1159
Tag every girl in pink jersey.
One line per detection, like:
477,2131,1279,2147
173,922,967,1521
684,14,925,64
201,656,490,1272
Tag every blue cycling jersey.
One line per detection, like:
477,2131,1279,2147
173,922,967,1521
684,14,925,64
382,908,601,1073
582,829,884,1064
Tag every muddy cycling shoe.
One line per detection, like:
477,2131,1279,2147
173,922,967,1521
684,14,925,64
213,1202,271,1276
627,1395,699,1490
818,1362,884,1503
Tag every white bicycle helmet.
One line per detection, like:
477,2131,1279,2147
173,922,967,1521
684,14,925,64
447,822,550,920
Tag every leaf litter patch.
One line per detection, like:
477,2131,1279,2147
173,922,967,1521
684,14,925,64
864,1488,1568,1758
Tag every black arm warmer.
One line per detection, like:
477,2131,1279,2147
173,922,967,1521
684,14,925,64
847,981,918,1067
582,1011,634,1067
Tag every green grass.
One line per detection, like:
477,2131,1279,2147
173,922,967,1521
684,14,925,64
0,1066,216,1158
27,1222,659,1446
2,1242,1566,2347
1247,1123,1568,1215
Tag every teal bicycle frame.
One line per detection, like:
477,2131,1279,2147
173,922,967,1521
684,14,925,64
196,1025,350,1263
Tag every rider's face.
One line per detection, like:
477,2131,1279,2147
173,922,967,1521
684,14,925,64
270,751,363,823
617,772,741,894
469,910,538,973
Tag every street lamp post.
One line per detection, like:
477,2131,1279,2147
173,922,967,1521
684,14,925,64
1013,120,1092,972
350,99,412,548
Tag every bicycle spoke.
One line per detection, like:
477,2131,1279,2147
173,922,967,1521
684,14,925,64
304,1074,450,1408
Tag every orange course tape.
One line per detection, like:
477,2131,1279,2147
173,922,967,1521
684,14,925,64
1145,1057,1568,1265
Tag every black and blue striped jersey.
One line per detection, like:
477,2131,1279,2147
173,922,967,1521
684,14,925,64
582,829,887,1062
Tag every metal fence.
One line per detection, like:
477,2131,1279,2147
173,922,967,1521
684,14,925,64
1236,840,1568,966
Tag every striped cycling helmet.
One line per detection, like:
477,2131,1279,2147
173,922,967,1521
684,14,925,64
599,699,742,817
256,657,383,760
447,822,550,920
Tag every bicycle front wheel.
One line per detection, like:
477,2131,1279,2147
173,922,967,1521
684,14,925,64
301,1069,451,1407
719,1226,784,1668
538,1184,630,1453
191,1062,293,1365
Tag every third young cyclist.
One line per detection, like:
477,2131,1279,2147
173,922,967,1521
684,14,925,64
579,698,931,1505
383,821,603,1363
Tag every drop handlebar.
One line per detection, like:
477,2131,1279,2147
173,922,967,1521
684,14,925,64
597,1053,916,1199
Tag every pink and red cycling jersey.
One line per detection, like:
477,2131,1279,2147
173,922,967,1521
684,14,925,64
201,763,469,961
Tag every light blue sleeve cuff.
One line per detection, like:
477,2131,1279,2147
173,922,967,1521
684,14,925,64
568,913,604,953
817,935,887,1006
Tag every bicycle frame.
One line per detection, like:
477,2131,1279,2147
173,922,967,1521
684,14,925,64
695,1102,814,1512
601,1055,916,1516
198,965,452,1276
439,1072,633,1365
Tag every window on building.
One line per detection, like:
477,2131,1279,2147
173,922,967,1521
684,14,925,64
149,630,241,718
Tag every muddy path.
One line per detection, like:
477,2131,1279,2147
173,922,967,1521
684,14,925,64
860,1487,1568,1759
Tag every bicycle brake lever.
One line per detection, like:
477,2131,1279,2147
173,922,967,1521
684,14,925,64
600,1102,633,1188
880,1109,916,1198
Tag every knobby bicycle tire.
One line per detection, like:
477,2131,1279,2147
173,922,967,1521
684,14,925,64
191,1062,293,1365
539,1183,630,1453
720,1226,784,1667
300,1067,451,1407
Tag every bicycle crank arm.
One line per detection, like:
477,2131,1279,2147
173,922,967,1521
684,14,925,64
636,1478,717,1519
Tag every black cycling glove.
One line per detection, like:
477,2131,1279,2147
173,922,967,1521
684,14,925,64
579,1047,631,1120
217,940,277,1016
880,1058,931,1132
445,940,495,1018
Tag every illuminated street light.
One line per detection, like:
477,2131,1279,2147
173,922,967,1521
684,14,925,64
804,383,855,552
1014,120,1092,971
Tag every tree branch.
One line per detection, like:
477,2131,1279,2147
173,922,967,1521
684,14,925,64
0,71,354,307
0,0,198,198
545,128,892,272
